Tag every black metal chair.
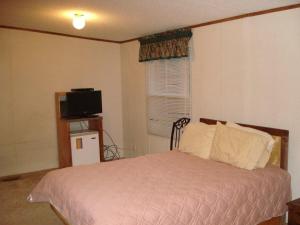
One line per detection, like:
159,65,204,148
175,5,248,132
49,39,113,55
170,117,191,150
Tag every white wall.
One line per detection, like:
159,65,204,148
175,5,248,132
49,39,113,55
191,8,300,199
0,28,123,176
120,42,148,157
120,8,300,199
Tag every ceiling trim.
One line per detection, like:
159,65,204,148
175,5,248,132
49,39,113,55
120,3,300,43
0,25,120,43
0,3,299,44
189,3,300,29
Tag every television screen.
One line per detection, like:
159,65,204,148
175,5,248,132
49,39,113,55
61,90,102,118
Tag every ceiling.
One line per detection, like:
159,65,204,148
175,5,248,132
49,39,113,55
0,0,299,42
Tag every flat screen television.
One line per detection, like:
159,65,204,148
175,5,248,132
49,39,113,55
60,90,102,118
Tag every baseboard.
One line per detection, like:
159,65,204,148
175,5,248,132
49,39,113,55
0,167,58,182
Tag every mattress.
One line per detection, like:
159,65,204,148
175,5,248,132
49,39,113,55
28,150,291,225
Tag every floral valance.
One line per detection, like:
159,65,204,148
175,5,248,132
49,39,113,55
138,28,193,62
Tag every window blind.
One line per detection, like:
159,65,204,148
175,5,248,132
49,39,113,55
147,58,191,137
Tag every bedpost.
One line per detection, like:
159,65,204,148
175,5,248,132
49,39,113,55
170,117,190,150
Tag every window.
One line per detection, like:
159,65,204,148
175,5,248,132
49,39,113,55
146,57,191,137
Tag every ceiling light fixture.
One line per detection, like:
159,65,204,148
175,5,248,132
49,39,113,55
72,14,85,30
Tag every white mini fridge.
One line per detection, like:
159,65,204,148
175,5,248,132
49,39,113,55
70,131,100,166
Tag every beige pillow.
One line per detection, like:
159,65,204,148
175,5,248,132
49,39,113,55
179,122,216,159
267,136,281,167
210,122,269,170
226,121,275,168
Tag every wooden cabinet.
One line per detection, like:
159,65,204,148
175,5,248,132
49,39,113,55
288,198,300,225
55,92,104,168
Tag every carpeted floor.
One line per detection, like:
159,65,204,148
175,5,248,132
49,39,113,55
0,171,64,225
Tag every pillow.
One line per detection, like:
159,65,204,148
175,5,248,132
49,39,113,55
267,136,281,167
210,122,269,170
179,122,216,159
226,121,275,168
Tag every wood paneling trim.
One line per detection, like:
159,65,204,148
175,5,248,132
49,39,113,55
0,168,58,181
188,3,300,29
119,37,140,44
120,3,300,44
0,25,120,43
1,4,299,44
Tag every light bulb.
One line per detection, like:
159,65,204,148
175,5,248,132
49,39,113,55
72,14,85,30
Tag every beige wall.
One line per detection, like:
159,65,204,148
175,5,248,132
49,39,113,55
120,8,300,198
120,42,148,157
0,28,123,176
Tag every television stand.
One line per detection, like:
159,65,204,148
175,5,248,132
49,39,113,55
55,92,104,168
82,114,99,118
63,114,99,120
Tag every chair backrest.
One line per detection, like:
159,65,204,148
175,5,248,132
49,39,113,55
170,117,191,150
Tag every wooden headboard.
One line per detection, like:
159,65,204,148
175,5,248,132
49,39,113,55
200,118,289,170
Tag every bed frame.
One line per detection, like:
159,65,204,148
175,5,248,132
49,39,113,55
53,117,289,225
170,117,289,225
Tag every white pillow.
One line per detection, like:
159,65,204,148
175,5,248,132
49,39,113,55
226,121,275,168
179,122,216,159
210,122,269,170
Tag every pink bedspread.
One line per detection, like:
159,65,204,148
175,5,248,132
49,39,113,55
28,151,291,225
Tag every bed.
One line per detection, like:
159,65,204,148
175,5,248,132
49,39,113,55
28,118,291,225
